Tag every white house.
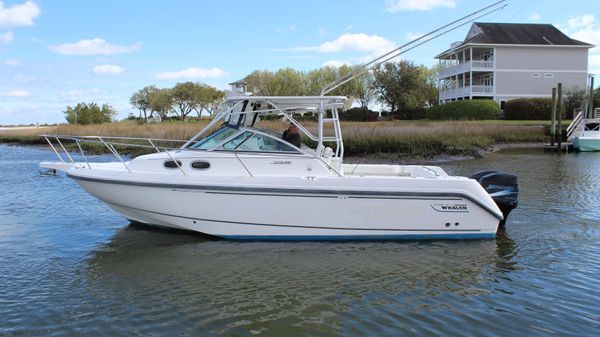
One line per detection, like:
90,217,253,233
436,23,594,108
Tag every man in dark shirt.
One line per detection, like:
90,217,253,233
282,123,301,148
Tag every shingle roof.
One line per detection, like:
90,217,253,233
468,22,592,46
436,22,593,58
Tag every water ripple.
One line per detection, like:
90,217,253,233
1,145,600,336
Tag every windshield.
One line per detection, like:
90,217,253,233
220,131,300,153
190,126,240,150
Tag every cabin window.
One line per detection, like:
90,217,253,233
191,126,239,150
531,73,541,78
220,132,299,153
191,161,210,169
544,73,554,78
222,131,254,150
164,160,182,169
584,123,600,131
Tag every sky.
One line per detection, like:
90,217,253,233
0,0,599,125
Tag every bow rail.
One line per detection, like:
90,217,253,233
40,134,189,174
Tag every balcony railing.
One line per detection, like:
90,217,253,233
438,60,494,78
439,85,494,100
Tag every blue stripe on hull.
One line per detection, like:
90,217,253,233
219,233,496,241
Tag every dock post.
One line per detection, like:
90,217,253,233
557,83,563,152
588,76,595,119
551,87,557,147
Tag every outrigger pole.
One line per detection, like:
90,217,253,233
320,0,507,96
315,0,507,150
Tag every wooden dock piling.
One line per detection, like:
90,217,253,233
551,87,557,147
557,83,563,151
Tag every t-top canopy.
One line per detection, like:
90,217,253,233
226,96,347,110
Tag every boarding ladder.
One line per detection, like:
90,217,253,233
320,107,344,158
567,110,584,140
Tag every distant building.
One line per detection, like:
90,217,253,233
435,23,594,108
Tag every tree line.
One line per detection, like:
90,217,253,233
244,62,439,112
64,60,442,124
64,60,599,124
129,82,225,121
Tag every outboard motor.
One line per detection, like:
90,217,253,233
470,171,519,227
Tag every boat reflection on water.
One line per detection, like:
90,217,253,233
83,223,518,335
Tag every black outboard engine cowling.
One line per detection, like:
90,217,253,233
470,171,519,227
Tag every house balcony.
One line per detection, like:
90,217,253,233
438,60,494,78
439,85,494,101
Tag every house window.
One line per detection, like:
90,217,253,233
544,73,554,78
531,73,541,78
500,101,506,110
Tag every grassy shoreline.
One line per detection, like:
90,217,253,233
0,120,547,159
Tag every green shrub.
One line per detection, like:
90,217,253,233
504,98,559,120
393,107,427,120
340,107,379,121
426,100,500,120
65,102,116,124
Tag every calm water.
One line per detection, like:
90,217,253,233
0,144,599,337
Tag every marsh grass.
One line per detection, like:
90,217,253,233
0,120,546,158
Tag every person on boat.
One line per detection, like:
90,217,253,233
282,123,301,148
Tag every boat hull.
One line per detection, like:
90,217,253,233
572,137,600,152
69,173,501,240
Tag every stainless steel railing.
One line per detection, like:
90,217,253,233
41,134,189,175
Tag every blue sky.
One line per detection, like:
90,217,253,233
1,0,599,125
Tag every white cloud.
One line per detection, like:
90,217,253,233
3,89,31,97
154,67,228,80
528,12,540,22
93,64,125,75
49,38,142,55
568,14,595,29
0,31,13,44
0,1,40,28
323,60,352,67
12,73,35,82
4,58,21,66
563,14,600,52
405,31,423,41
306,33,396,55
288,25,296,32
386,0,456,12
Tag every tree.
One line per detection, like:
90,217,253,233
269,68,305,96
305,66,338,95
130,86,159,120
64,102,116,124
245,70,275,95
594,87,600,110
193,84,225,117
373,60,430,113
171,82,202,121
564,87,587,118
148,88,173,119
424,65,441,107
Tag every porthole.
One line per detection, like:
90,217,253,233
164,160,182,169
191,161,210,170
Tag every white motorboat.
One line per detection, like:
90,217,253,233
40,94,518,240
39,2,518,240
568,116,600,152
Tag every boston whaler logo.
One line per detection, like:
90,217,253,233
431,203,469,212
270,160,292,165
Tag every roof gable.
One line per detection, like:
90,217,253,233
468,22,592,46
